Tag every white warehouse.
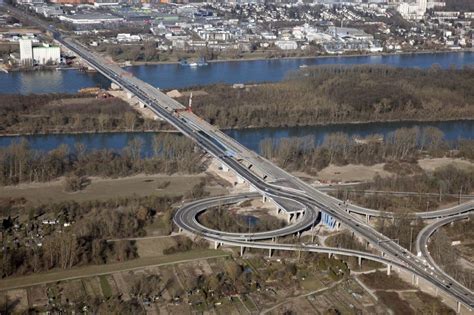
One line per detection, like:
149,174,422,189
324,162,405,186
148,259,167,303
33,45,60,65
19,39,61,65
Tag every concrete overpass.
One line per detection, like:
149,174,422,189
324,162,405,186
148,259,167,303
416,212,473,306
57,36,473,312
5,5,472,311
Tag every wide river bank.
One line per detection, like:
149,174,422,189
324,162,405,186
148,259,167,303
1,51,473,94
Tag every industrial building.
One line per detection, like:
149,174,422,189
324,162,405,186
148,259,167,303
19,39,61,65
58,13,124,25
32,45,60,64
19,38,33,65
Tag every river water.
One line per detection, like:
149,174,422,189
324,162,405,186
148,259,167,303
1,120,472,155
1,51,473,94
1,51,473,152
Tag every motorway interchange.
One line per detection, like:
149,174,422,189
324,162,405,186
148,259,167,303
7,5,472,311
61,37,473,313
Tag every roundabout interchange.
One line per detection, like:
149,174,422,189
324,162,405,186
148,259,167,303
175,193,474,313
15,9,471,311
67,35,473,311
71,34,473,311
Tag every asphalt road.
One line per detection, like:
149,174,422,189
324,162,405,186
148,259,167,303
58,36,474,311
4,5,472,310
416,213,473,293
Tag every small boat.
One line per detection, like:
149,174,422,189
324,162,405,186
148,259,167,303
299,64,308,68
196,57,208,66
179,57,208,67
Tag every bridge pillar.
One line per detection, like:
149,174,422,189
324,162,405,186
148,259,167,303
110,82,120,90
236,175,245,184
457,301,461,314
240,246,244,257
412,274,419,287
386,264,391,276
138,101,146,109
126,91,133,99
263,195,267,203
358,256,362,267
214,241,219,250
366,214,370,224
221,163,229,172
328,252,332,258
268,248,272,258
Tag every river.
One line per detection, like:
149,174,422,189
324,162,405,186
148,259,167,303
1,120,473,155
1,51,473,94
1,51,473,153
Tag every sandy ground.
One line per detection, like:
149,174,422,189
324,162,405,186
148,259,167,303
417,157,474,172
299,158,474,184
314,163,390,183
0,173,226,204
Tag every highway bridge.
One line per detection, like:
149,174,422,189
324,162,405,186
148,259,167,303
416,213,473,297
5,5,473,312
56,31,473,313
175,193,473,312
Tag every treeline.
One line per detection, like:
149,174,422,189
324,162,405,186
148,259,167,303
1,194,180,277
190,65,474,129
0,134,203,185
259,127,474,174
332,165,474,212
0,93,166,135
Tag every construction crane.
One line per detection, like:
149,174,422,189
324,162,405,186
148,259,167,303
174,93,193,117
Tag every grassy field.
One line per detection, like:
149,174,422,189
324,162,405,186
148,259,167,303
0,249,229,291
135,236,178,257
99,275,112,299
0,173,226,204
